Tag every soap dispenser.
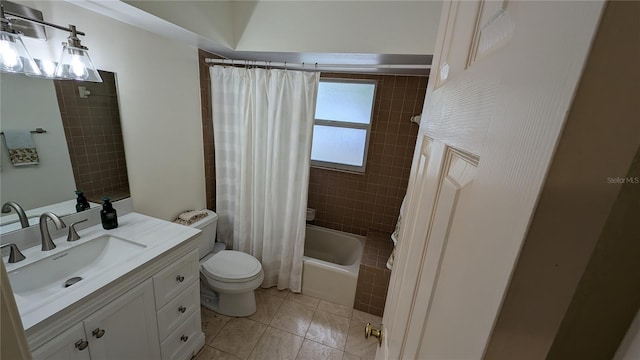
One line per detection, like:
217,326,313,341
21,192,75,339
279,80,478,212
75,191,91,212
100,197,118,230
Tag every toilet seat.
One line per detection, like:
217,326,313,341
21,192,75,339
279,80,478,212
201,250,262,283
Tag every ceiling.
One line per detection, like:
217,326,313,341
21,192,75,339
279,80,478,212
70,0,444,75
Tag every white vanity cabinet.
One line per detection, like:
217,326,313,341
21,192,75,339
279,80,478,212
32,279,160,360
82,279,160,360
29,249,204,360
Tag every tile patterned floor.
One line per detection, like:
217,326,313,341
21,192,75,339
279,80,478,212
196,289,382,360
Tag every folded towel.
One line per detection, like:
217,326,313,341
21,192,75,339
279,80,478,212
390,196,406,245
386,248,396,270
388,195,407,270
174,209,209,226
3,130,39,166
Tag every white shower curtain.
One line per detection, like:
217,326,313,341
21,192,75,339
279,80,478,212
211,66,319,291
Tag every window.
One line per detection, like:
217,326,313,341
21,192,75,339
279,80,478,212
311,79,376,172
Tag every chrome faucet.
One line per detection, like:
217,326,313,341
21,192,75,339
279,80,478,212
39,212,66,251
1,201,30,228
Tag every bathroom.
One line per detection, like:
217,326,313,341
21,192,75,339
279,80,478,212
3,1,640,360
0,0,436,359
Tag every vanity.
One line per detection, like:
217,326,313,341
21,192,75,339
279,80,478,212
1,44,201,358
0,15,204,357
2,201,205,360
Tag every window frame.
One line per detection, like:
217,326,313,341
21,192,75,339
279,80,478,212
311,78,377,173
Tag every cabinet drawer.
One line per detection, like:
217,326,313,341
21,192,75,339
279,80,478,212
160,311,203,360
157,281,199,340
153,250,199,309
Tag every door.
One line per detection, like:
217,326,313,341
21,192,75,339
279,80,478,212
378,1,605,359
31,323,90,360
83,279,161,360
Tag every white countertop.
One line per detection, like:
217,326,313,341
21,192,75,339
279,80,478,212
4,212,201,330
0,199,100,234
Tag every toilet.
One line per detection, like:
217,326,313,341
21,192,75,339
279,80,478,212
190,210,264,317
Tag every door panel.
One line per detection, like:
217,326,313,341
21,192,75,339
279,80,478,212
468,0,513,65
83,279,160,360
434,1,481,88
405,148,479,360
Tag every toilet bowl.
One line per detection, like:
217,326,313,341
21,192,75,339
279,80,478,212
189,210,264,317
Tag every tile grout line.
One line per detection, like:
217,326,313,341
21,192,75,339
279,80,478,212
246,324,268,360
293,334,304,360
246,291,287,359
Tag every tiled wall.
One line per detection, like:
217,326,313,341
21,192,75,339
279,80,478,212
354,231,394,316
308,73,426,236
199,49,220,210
54,71,130,202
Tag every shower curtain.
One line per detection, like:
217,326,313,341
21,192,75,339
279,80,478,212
211,66,319,291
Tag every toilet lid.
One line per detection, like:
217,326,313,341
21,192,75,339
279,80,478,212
201,250,262,283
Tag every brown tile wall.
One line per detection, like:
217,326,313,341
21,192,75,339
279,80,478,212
199,49,222,210
54,70,129,203
354,231,394,316
308,73,426,235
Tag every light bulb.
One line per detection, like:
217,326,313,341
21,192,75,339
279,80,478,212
55,43,101,82
70,54,88,79
40,60,56,77
0,38,23,73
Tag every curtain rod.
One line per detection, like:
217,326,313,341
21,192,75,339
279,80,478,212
205,58,430,71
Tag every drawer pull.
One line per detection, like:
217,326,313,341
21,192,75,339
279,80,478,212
176,275,185,283
75,339,89,350
180,335,189,342
92,328,105,338
178,306,187,313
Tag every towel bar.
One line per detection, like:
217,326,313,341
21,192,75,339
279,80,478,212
0,128,47,135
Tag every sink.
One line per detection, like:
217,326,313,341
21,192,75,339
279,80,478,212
8,235,146,314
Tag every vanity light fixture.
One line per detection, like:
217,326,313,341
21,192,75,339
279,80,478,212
54,25,101,82
0,3,102,82
0,5,40,76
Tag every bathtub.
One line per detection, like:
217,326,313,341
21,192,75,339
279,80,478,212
302,225,365,307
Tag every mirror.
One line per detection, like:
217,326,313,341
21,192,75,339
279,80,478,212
0,70,130,234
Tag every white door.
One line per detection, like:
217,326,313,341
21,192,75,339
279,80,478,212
83,279,161,360
378,1,605,359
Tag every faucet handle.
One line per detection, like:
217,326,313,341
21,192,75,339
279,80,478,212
1,243,26,263
67,219,89,242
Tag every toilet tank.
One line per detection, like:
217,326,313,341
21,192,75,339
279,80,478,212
189,210,218,259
